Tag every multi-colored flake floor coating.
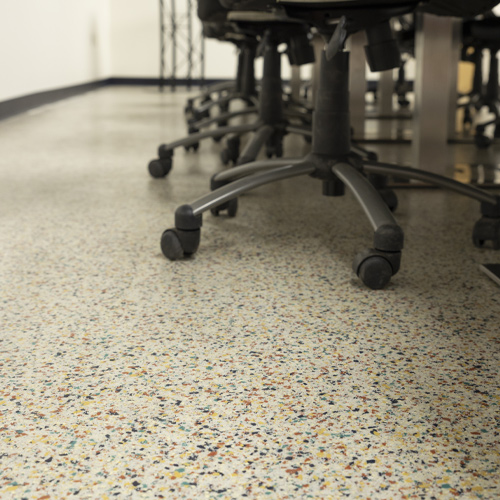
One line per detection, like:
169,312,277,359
0,87,499,499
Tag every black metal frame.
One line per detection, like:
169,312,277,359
159,0,205,91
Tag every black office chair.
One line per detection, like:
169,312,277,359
148,0,316,177
148,0,261,178
184,0,259,127
159,0,500,290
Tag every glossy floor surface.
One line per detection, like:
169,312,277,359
0,87,499,499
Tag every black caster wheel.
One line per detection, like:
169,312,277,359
200,110,211,120
472,217,500,250
227,136,240,153
211,198,238,217
379,189,398,212
266,142,283,159
192,97,212,121
475,133,492,149
184,142,200,152
220,148,233,165
193,108,210,122
463,108,472,129
355,253,393,290
161,228,201,260
475,125,492,148
184,100,194,115
398,98,410,109
161,229,184,260
221,137,240,165
227,199,238,217
148,158,172,178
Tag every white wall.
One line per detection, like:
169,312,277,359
0,0,111,102
109,0,160,77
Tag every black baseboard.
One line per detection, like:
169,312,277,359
107,77,227,87
0,77,224,121
0,80,111,121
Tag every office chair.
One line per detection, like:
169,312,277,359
184,0,258,126
149,0,260,178
460,14,500,148
148,1,316,178
159,0,500,289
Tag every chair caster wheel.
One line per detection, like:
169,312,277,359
184,100,194,115
161,228,201,260
353,248,401,290
462,106,472,126
220,148,233,165
184,143,200,152
475,133,492,149
161,229,184,260
211,198,238,217
148,158,172,178
355,253,393,290
221,136,240,165
266,143,283,159
473,217,500,250
193,110,210,121
379,189,398,212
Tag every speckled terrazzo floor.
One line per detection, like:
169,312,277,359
0,87,499,499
